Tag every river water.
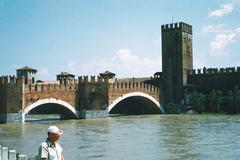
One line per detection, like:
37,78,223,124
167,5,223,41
0,114,240,160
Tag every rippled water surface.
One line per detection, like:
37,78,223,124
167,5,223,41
0,114,240,160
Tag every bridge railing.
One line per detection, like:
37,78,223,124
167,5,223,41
0,145,29,160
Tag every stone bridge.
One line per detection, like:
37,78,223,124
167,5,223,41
0,74,164,123
108,79,164,114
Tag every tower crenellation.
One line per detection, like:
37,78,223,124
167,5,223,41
0,76,25,86
78,76,83,83
179,22,192,34
84,76,88,83
91,76,95,82
78,75,106,83
161,22,192,34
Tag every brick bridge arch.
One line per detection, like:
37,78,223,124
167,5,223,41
23,98,78,122
107,79,164,114
108,92,165,113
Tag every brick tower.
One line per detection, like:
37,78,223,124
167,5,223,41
57,72,75,85
16,66,37,85
161,22,193,106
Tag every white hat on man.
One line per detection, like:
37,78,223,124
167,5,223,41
47,126,63,135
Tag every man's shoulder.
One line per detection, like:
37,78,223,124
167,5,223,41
55,142,62,148
40,141,48,148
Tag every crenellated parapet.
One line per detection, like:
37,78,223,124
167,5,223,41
187,66,240,93
161,22,192,34
25,81,78,92
188,66,240,75
0,75,25,86
108,77,158,91
78,75,104,83
107,78,160,108
109,81,159,92
66,79,78,85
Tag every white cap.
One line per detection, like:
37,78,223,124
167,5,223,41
47,126,63,135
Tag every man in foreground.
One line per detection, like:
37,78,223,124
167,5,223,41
38,126,64,160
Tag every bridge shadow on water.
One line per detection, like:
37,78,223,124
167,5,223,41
25,118,61,122
109,113,160,118
25,114,62,122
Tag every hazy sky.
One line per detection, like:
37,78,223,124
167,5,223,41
0,0,240,80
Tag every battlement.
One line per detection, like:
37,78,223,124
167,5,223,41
161,22,192,34
0,76,24,85
109,81,159,92
78,76,105,83
115,77,150,82
59,78,78,85
188,66,240,75
25,82,78,92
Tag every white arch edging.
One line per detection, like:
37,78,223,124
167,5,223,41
108,92,165,113
23,98,79,122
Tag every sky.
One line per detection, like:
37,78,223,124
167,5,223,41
0,0,240,80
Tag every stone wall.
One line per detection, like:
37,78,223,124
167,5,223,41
187,67,240,93
79,110,109,119
78,79,108,110
24,84,78,109
0,76,24,123
108,81,159,105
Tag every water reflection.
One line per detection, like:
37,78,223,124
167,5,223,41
58,119,111,159
159,115,200,159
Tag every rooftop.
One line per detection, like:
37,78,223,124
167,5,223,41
57,72,75,77
16,66,37,72
99,71,116,76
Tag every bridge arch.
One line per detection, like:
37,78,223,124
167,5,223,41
23,98,78,122
108,92,165,114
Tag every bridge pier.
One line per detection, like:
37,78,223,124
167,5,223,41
0,110,24,123
0,109,110,123
79,109,109,119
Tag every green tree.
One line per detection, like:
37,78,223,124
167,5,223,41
232,85,240,113
205,90,222,113
189,90,206,114
221,90,234,114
